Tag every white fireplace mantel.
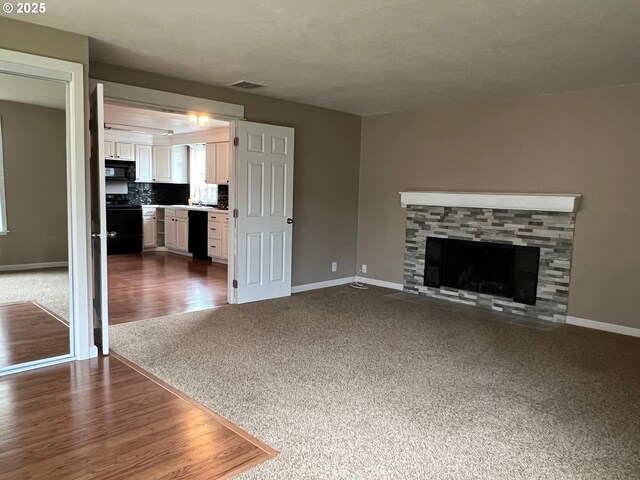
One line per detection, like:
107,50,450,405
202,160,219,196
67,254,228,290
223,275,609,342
399,191,581,213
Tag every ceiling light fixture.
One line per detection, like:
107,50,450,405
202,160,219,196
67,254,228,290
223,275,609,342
188,113,210,127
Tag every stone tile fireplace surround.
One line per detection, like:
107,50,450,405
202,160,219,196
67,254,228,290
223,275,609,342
401,192,581,322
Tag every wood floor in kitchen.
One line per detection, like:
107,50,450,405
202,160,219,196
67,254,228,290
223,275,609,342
0,353,276,480
108,252,227,325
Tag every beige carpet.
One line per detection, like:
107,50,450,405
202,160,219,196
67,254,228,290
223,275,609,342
110,286,640,479
0,268,69,321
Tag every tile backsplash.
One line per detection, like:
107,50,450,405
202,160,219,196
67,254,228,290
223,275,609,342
127,182,190,206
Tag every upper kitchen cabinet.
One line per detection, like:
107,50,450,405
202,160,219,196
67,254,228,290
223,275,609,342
152,146,172,183
205,141,230,184
135,144,153,182
172,145,188,184
133,143,189,184
104,141,115,159
215,142,229,185
115,142,134,161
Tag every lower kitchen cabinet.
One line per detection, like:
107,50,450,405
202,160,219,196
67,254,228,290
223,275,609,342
208,211,229,262
165,209,189,253
142,207,157,248
222,224,229,258
165,212,176,249
176,217,188,251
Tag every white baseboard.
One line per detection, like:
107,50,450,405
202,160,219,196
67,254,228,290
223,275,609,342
292,276,404,294
0,261,68,272
292,277,352,293
359,277,404,290
566,315,640,338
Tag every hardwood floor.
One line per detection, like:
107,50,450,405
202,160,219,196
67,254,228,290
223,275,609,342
0,354,276,479
108,252,227,325
0,302,69,369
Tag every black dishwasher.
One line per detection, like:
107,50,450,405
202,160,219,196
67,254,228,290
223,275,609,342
188,210,210,260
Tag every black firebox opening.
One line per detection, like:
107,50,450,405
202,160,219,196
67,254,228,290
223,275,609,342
424,238,540,305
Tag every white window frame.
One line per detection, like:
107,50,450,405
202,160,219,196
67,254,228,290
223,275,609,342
0,117,7,234
189,144,218,204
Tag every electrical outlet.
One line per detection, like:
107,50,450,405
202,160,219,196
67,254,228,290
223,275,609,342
331,261,337,272
362,264,367,274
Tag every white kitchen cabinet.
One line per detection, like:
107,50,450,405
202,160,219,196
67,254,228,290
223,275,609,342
172,145,188,184
165,209,177,249
135,144,153,182
215,142,229,184
104,141,115,159
205,143,217,184
205,142,230,185
208,211,229,261
176,217,188,251
142,208,157,248
153,146,172,182
222,223,229,259
115,142,134,161
165,209,188,253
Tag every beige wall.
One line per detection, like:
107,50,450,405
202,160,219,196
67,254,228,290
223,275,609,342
90,63,362,286
0,101,68,265
0,17,88,65
358,83,640,328
0,17,90,266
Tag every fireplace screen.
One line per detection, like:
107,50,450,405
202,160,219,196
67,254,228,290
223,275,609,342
424,238,540,305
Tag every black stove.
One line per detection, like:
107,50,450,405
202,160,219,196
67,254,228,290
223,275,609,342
105,194,143,254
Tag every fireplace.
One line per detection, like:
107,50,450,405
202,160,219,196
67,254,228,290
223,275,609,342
424,238,540,305
401,191,581,322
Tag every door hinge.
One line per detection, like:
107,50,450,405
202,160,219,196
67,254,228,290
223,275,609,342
232,279,238,288
233,208,239,218
233,136,239,147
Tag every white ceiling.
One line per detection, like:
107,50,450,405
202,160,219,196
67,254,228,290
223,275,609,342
5,0,640,115
0,72,66,109
104,104,228,135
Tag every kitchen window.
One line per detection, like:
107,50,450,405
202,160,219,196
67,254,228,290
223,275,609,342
189,144,217,204
0,117,7,234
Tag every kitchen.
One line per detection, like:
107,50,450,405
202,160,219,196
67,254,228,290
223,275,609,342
103,104,232,324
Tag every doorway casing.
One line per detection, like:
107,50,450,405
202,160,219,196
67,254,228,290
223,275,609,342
0,48,92,375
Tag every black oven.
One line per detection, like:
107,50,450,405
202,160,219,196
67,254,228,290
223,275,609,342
105,160,136,182
106,204,143,255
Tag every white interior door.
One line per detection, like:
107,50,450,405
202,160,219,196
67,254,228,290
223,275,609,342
235,121,294,303
89,83,109,355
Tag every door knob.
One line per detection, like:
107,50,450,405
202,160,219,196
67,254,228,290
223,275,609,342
287,218,293,224
107,231,117,238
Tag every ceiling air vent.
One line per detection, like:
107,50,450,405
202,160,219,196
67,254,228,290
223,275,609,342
227,80,265,89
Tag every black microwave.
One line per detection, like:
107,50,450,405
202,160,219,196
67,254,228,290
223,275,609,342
105,160,136,181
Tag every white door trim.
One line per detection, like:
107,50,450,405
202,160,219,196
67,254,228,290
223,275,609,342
0,48,95,373
85,80,245,306
228,121,238,304
89,80,245,121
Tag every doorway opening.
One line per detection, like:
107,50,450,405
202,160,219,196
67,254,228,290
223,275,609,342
102,103,232,325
